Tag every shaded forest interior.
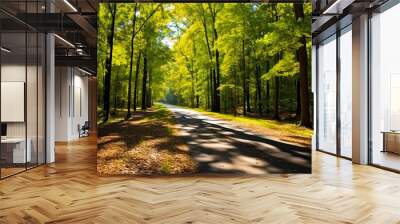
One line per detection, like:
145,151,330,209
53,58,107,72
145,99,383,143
98,3,312,128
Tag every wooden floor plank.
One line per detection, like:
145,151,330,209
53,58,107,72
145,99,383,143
0,136,399,223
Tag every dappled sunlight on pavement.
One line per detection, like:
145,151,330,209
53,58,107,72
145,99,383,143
163,103,311,174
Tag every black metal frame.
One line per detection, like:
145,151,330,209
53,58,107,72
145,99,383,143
0,0,47,180
367,10,372,166
315,44,319,152
336,25,341,157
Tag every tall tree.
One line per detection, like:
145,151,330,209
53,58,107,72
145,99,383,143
242,38,247,116
97,3,312,127
103,3,117,122
126,3,138,119
255,64,262,115
142,52,148,110
133,51,142,111
294,3,312,127
208,3,221,112
199,4,215,111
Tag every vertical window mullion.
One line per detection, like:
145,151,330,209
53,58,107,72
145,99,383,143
367,11,373,165
316,45,319,151
25,0,28,171
0,23,2,179
336,29,341,157
36,0,39,167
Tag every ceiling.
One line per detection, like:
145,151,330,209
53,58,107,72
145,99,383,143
0,0,97,74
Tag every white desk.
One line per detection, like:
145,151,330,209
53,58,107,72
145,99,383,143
1,138,31,163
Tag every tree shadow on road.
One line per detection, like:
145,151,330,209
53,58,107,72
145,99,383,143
172,112,312,174
97,108,197,175
98,106,312,176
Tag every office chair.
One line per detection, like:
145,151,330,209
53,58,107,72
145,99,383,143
78,121,90,138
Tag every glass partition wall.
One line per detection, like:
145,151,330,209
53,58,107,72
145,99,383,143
317,35,337,154
0,2,46,179
339,26,352,159
370,3,400,171
314,0,400,171
316,25,352,159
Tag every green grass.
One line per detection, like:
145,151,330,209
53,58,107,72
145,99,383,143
142,103,172,122
182,106,313,138
98,103,312,139
98,103,172,126
160,159,173,174
97,107,128,125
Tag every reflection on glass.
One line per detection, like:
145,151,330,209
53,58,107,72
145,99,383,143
318,35,337,154
340,27,352,158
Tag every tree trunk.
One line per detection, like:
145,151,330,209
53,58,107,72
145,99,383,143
215,49,221,112
133,51,142,112
242,39,246,116
256,64,262,116
265,61,270,115
208,4,220,112
200,7,214,111
296,78,301,118
294,3,312,127
266,80,270,115
126,4,138,119
113,71,118,114
207,71,210,109
141,52,148,110
272,4,280,121
212,68,217,111
103,3,117,123
273,76,280,120
234,66,238,117
147,68,152,108
210,67,214,110
190,73,195,107
246,70,251,113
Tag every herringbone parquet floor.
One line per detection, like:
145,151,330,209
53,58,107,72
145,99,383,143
0,136,400,224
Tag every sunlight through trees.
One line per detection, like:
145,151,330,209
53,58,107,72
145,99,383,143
98,3,312,127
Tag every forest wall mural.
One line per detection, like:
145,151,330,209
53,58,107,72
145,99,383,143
97,2,313,176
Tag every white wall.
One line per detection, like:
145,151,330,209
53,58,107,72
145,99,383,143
55,67,89,141
55,66,70,141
